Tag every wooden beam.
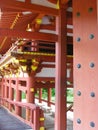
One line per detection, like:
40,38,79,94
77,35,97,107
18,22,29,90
47,0,58,4
0,28,58,42
61,0,69,4
11,52,55,62
0,0,58,16
25,0,31,3
40,24,55,30
40,64,55,68
35,82,55,88
35,77,54,82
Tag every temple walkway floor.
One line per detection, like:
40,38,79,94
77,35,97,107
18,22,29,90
0,106,73,130
0,107,32,130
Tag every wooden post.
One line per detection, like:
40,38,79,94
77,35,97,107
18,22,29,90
1,78,5,105
15,78,21,115
73,0,98,130
9,78,13,110
48,88,51,107
55,4,67,130
39,88,42,103
33,107,40,130
26,74,35,121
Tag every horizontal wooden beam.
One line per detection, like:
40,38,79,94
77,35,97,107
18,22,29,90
0,0,58,16
47,0,57,4
41,64,55,68
61,0,69,4
35,77,55,82
0,28,58,42
11,52,55,62
35,82,55,88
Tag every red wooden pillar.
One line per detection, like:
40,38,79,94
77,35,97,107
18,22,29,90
73,0,98,130
33,107,40,130
1,78,4,97
4,78,7,107
55,5,67,130
26,74,35,121
15,78,21,115
1,78,5,105
26,74,35,103
0,79,1,94
47,88,51,107
39,88,42,103
9,78,13,110
5,78,8,99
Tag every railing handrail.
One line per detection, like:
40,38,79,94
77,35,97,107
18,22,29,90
0,97,43,130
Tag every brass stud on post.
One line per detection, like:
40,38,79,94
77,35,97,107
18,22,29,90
77,91,81,96
77,64,81,69
90,122,95,127
90,62,95,68
77,37,81,42
90,92,95,97
77,119,81,124
89,34,94,39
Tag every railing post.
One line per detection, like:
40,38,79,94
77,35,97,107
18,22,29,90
34,107,40,130
15,78,21,116
26,75,35,121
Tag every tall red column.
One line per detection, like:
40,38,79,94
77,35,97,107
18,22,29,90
55,5,67,130
26,74,35,121
47,88,51,107
39,88,42,103
73,0,98,130
26,74,35,103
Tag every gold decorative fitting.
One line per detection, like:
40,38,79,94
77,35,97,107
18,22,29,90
30,88,34,92
40,118,45,121
40,127,45,130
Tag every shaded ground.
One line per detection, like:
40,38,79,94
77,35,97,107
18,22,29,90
0,106,73,130
44,112,73,130
0,107,32,130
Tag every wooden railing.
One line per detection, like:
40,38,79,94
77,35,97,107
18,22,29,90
0,97,44,130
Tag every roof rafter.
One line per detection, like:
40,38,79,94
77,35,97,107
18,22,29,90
0,28,58,42
0,0,58,16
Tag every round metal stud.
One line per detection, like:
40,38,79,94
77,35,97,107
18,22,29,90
89,34,94,39
77,119,81,124
77,91,81,96
88,7,93,12
90,62,95,68
90,92,95,97
76,37,81,42
77,64,81,69
90,122,95,127
76,12,80,17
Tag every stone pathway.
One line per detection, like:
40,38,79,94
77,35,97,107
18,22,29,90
0,106,73,130
0,107,32,130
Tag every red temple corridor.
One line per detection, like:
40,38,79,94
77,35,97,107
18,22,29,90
0,0,98,130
